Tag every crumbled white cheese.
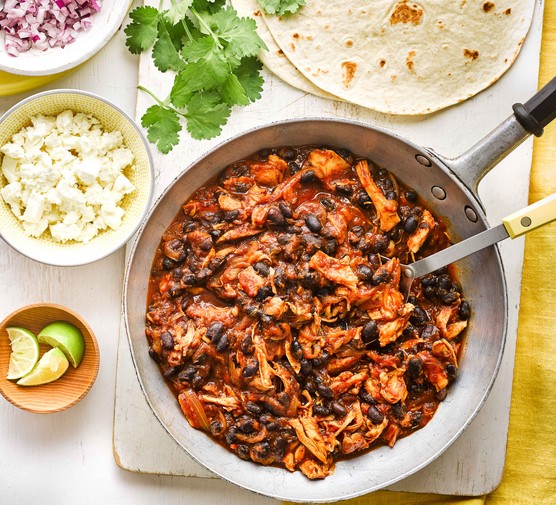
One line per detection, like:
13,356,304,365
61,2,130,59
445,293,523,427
0,110,136,243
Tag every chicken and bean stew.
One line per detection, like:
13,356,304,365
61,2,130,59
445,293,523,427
145,146,469,479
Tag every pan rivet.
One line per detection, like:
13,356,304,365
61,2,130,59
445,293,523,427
521,216,532,227
465,206,478,223
415,154,432,167
431,186,446,200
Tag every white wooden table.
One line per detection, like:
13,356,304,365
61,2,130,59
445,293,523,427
0,2,549,503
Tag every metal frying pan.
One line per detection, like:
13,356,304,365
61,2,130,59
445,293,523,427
123,78,556,502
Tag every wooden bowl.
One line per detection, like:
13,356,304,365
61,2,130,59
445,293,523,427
0,304,100,414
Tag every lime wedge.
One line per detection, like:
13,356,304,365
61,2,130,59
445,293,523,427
17,347,69,386
6,327,40,380
38,321,85,368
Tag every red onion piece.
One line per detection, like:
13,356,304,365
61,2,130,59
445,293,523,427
0,0,102,57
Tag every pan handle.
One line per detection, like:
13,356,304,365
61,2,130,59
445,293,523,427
435,77,556,194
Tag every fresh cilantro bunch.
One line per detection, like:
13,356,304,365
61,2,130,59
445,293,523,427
125,0,267,153
257,0,305,16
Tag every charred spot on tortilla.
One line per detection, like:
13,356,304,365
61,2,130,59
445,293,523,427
276,49,285,57
293,33,300,39
464,49,480,61
379,59,386,68
341,61,357,87
482,1,495,12
345,39,354,48
504,8,512,14
406,51,416,73
254,8,261,16
390,1,424,25
435,20,445,28
290,43,295,51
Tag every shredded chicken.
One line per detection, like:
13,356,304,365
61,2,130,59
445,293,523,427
145,145,470,480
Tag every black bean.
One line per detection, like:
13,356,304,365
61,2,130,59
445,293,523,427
378,168,388,178
148,346,159,363
424,286,436,300
193,353,207,365
236,444,250,460
207,321,225,343
312,351,330,367
405,190,418,203
162,258,175,270
336,148,352,160
253,261,270,276
439,289,459,305
240,334,255,354
361,320,379,343
252,442,271,458
196,268,211,283
446,364,457,379
335,183,353,195
267,207,285,226
410,382,425,394
368,254,380,268
407,357,422,378
357,264,374,281
178,366,197,382
160,331,174,350
317,384,334,399
256,285,273,301
320,197,336,211
225,426,237,444
373,234,390,253
259,413,275,425
359,389,376,405
278,202,293,218
435,388,447,401
371,269,389,286
163,366,180,378
238,418,257,434
367,405,384,424
242,360,259,378
304,379,317,394
438,274,452,291
244,304,261,319
246,401,263,416
322,238,338,256
274,437,286,457
385,191,397,201
313,404,331,416
411,307,429,326
411,411,423,428
191,374,204,389
304,215,322,233
331,401,347,417
382,177,393,190
291,339,303,360
404,216,419,234
183,221,197,232
210,420,224,436
421,324,438,339
300,359,312,375
301,271,318,289
459,300,471,320
215,334,229,352
421,274,437,287
278,147,296,160
287,160,300,173
357,192,372,206
223,210,240,222
300,170,317,183
182,272,197,286
392,402,405,419
258,148,270,158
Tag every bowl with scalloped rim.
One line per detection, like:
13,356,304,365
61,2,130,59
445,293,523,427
0,89,154,266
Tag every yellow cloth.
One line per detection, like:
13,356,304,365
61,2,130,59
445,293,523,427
286,4,556,504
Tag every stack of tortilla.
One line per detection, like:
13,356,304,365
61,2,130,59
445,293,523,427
232,0,534,115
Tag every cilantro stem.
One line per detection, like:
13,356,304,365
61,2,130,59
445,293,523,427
137,85,188,118
190,8,223,50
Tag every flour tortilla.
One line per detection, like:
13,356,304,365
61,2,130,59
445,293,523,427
231,0,339,100
261,0,534,114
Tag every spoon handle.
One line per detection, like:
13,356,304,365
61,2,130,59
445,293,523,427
503,193,556,238
409,192,556,279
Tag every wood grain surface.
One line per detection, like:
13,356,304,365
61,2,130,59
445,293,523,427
0,303,99,414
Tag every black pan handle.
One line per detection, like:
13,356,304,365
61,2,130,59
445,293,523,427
512,76,556,137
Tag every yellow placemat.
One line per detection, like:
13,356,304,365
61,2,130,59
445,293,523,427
0,69,76,97
286,4,556,504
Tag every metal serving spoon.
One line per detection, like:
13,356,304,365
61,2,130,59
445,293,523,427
393,192,556,299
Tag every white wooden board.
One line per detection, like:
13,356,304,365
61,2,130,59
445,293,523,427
114,0,544,496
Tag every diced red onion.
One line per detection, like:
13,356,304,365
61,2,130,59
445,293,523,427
0,0,102,56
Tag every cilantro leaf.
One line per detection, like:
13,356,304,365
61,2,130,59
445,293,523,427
153,21,185,72
196,7,267,62
125,6,161,54
185,92,231,140
257,0,305,16
234,57,264,102
220,73,249,106
170,49,229,108
141,105,182,154
166,0,193,25
192,0,226,14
